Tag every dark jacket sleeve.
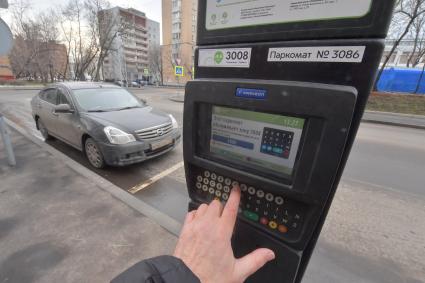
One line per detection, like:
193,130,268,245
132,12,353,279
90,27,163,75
111,255,201,283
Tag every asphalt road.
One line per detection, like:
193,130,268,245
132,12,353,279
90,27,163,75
0,87,424,282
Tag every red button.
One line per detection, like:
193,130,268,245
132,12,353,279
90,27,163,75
278,224,288,234
260,217,269,225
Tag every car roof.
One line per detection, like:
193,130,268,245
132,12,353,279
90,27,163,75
47,82,122,91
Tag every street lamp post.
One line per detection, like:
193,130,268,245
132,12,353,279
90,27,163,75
0,114,16,166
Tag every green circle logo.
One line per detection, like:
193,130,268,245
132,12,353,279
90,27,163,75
214,51,224,64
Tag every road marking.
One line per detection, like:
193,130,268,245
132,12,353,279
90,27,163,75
128,161,185,194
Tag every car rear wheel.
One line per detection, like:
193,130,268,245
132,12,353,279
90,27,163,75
85,138,105,169
37,119,53,141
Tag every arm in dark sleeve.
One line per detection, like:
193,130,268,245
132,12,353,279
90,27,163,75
111,255,201,283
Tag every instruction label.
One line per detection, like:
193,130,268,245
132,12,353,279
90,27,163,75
267,46,366,63
198,48,252,68
206,0,372,30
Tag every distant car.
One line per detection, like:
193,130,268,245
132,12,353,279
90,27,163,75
135,79,148,86
31,82,181,168
131,81,141,88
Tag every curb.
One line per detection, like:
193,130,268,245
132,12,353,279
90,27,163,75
363,111,425,130
361,119,425,130
4,118,183,237
365,110,425,119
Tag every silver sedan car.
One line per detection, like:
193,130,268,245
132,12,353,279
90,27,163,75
31,82,181,168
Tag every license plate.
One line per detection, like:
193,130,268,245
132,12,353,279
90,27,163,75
151,138,173,150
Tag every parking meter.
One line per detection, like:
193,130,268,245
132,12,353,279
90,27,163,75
183,1,396,282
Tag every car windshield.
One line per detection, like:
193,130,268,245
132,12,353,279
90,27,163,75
73,88,143,112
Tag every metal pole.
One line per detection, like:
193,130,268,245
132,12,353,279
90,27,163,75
0,114,16,166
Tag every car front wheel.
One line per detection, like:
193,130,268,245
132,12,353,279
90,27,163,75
85,138,105,169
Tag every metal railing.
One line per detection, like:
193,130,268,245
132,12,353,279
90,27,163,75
0,114,16,166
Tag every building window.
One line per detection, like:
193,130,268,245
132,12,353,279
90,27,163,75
172,0,181,9
173,23,181,30
173,11,181,20
173,33,181,40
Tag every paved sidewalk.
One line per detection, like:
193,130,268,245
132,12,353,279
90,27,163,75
0,129,177,283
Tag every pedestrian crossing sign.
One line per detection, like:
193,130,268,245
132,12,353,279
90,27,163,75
175,66,184,77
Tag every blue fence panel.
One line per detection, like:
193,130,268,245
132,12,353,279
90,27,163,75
377,68,425,94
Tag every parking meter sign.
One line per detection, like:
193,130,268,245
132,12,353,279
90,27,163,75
175,66,184,77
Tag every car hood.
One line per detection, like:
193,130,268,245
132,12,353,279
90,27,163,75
83,106,172,133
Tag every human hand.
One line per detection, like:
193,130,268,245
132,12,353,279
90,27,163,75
173,186,275,283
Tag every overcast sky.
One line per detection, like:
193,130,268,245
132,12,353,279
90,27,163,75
1,0,163,39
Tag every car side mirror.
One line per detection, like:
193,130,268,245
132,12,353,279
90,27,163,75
55,104,73,113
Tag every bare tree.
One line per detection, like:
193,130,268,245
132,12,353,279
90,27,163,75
62,0,99,80
414,60,425,93
411,40,425,67
8,0,40,79
8,1,63,82
148,44,163,85
84,0,132,81
36,10,63,82
59,9,73,80
375,0,425,89
407,12,425,67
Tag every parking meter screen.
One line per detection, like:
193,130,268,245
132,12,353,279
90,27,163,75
210,106,305,179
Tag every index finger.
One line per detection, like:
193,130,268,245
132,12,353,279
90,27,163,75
220,186,241,236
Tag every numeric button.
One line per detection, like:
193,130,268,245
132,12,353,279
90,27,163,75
202,185,208,192
256,190,265,198
217,176,224,183
266,193,274,202
223,186,230,193
248,187,256,195
275,196,284,205
204,171,210,178
240,184,248,192
197,175,203,182
211,173,217,180
216,183,223,190
196,182,202,189
209,180,216,188
225,178,232,185
268,221,278,229
278,225,288,234
203,178,209,185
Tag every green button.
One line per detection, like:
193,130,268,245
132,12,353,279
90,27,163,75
243,210,259,222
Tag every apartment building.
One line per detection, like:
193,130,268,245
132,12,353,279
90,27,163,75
148,19,160,47
102,7,160,83
162,0,198,85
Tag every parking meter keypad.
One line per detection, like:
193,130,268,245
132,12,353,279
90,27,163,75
194,169,304,239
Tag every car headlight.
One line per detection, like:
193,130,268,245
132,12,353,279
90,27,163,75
104,126,136,145
169,114,179,129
